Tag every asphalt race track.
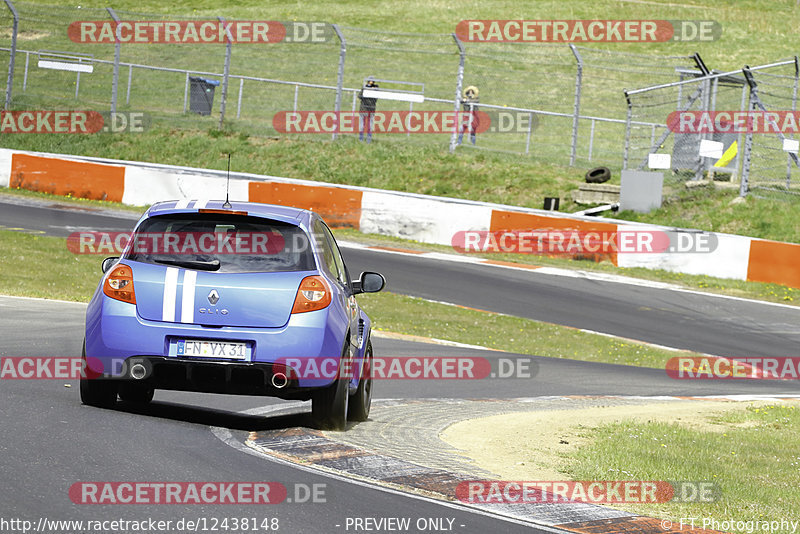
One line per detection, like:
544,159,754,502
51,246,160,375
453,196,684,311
2,195,799,358
2,196,800,533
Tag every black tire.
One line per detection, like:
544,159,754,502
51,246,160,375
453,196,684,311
118,382,154,404
79,341,117,408
585,166,611,184
347,341,373,422
311,343,351,431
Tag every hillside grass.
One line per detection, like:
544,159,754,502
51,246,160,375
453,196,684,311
1,0,799,244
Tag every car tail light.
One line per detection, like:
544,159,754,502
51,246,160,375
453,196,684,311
103,264,136,304
291,275,331,314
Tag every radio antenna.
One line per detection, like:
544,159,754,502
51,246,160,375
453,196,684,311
222,153,232,209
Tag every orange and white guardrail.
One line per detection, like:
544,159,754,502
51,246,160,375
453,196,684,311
0,147,797,289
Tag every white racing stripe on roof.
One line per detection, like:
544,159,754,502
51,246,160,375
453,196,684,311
194,199,209,210
174,199,191,210
162,267,179,322
181,270,197,323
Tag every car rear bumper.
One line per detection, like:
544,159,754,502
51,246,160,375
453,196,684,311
85,295,349,389
104,356,319,400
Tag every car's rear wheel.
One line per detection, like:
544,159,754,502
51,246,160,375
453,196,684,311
118,383,154,404
347,340,373,422
79,341,117,408
311,343,350,431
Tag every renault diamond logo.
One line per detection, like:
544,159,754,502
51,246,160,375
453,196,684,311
207,290,220,305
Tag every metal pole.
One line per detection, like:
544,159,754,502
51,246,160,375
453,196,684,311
695,78,711,181
622,90,632,170
788,56,799,188
126,64,132,105
107,7,120,113
4,0,18,110
218,16,232,130
449,33,465,153
525,112,533,154
236,77,243,119
569,44,583,166
293,84,298,112
183,72,189,113
740,68,756,197
332,24,346,141
22,50,27,92
735,82,747,180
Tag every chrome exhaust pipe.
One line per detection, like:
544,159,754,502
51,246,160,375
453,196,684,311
130,363,147,380
271,372,288,389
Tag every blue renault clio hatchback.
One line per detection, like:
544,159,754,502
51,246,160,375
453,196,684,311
82,200,385,430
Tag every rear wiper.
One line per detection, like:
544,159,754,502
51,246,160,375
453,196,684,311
153,258,221,271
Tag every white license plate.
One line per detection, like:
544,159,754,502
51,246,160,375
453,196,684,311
177,339,247,360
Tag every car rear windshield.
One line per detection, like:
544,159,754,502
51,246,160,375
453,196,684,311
124,213,315,273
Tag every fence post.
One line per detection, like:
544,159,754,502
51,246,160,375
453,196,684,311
183,72,189,113
3,0,18,110
735,80,748,181
788,56,799,188
126,64,132,105
449,33,465,154
332,24,346,141
622,90,632,170
107,7,120,113
22,50,28,92
569,44,583,166
694,78,710,181
236,77,243,119
740,68,757,197
218,16,232,130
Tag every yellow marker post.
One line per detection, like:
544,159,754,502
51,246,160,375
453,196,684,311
714,141,738,168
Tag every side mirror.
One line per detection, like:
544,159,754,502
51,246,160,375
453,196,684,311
353,272,385,294
101,257,119,273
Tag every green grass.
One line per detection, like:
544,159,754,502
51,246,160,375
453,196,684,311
566,404,800,531
0,227,701,368
0,229,102,301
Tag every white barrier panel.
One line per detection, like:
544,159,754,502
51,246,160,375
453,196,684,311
617,225,752,281
122,166,249,206
360,190,492,246
0,149,13,187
